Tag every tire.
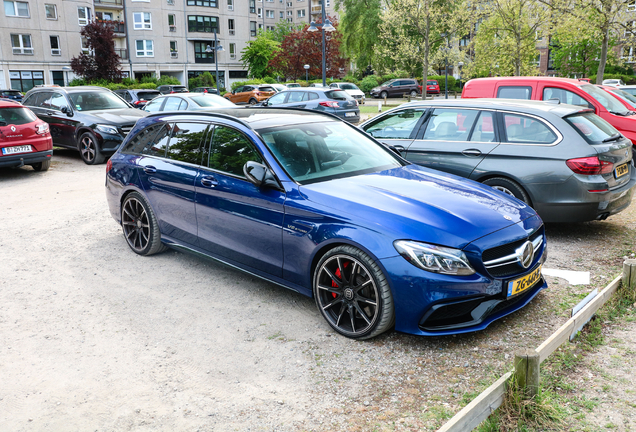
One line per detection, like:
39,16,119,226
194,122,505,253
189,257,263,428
121,191,167,256
482,177,531,205
380,91,388,99
249,98,258,105
31,159,51,171
78,131,105,165
410,90,418,97
313,245,394,339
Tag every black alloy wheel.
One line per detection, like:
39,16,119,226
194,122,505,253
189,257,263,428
314,246,394,339
121,192,166,256
78,131,104,165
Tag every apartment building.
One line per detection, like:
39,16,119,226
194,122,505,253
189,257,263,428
1,0,337,91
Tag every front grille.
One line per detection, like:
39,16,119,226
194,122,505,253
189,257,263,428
119,125,134,137
482,228,544,278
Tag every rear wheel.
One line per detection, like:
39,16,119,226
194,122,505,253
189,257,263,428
313,246,394,339
482,177,530,205
380,91,388,99
249,98,258,105
31,160,51,171
121,192,167,256
78,131,104,165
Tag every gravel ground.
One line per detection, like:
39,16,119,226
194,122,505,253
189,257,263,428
0,149,634,431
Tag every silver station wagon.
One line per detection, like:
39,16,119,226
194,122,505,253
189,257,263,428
360,99,636,223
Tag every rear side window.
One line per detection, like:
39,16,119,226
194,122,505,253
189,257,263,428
565,113,619,144
165,122,208,164
469,111,496,142
497,86,532,99
502,114,557,144
422,108,479,141
207,125,262,177
121,123,164,154
24,91,52,107
0,107,37,125
287,92,306,103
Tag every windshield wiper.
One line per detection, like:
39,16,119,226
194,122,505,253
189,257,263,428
602,133,621,143
609,110,630,116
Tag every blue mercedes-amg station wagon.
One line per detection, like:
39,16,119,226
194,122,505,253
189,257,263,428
105,108,547,339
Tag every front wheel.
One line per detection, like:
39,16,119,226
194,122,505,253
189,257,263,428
380,91,388,99
313,245,394,339
410,90,418,97
78,131,104,165
482,177,531,205
121,192,167,256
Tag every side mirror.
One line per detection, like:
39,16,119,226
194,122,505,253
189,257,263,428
243,161,281,190
61,106,72,116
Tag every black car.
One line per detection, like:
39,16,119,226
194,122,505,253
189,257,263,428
157,85,188,95
113,89,161,109
191,87,220,95
0,89,23,103
259,88,360,123
22,86,147,164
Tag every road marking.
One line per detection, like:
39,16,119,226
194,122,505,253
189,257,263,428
542,268,590,285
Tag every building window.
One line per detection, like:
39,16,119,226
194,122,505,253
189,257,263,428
80,36,90,54
297,9,304,17
257,7,261,17
286,1,291,5
44,3,56,19
10,70,44,92
229,42,236,59
136,39,154,57
188,15,218,32
279,11,283,18
168,14,176,31
11,34,33,54
170,40,178,57
250,21,256,36
249,0,255,13
286,10,291,16
629,0,636,11
194,42,216,63
187,0,217,7
227,0,233,9
77,6,90,25
228,18,235,35
133,12,151,30
50,35,60,55
266,9,273,18
286,17,292,22
4,0,29,17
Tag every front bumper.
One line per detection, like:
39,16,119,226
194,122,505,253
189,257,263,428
0,149,52,168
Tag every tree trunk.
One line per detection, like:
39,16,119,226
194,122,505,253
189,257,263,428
422,12,430,98
596,23,610,84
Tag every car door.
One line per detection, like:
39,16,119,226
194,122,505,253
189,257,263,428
162,96,185,111
284,91,308,108
195,123,285,277
236,86,252,104
30,92,78,148
264,92,288,107
136,121,208,246
404,108,501,178
361,107,428,153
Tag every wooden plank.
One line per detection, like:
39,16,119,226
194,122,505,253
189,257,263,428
623,259,636,289
536,275,621,362
437,371,513,432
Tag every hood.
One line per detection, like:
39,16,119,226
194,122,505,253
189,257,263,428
299,165,537,250
82,108,147,125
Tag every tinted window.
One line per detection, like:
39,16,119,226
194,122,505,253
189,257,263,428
208,125,262,177
287,91,306,103
326,90,349,100
427,81,438,86
565,113,619,144
502,114,557,144
31,92,53,108
137,91,160,101
165,122,208,164
497,86,532,99
144,123,171,157
2,90,22,97
307,92,319,101
48,93,69,111
542,87,591,108
469,111,496,142
0,107,37,125
189,95,235,107
364,108,426,139
340,83,359,90
422,109,479,141
121,123,164,154
69,91,130,111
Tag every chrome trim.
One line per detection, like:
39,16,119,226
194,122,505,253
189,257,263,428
496,110,563,147
484,236,544,269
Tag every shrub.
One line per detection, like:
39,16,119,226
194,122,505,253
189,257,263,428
157,76,181,86
230,79,266,91
263,76,276,84
359,76,380,93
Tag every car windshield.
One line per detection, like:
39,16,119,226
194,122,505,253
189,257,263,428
380,80,396,87
190,95,235,107
257,121,403,184
611,88,636,108
565,112,620,144
339,83,359,90
325,90,350,100
69,91,130,111
0,107,37,125
579,84,631,116
137,91,160,101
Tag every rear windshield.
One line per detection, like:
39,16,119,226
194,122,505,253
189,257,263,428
137,91,160,101
1,90,22,97
427,81,438,85
173,87,188,92
0,107,37,125
69,91,130,111
579,84,631,116
325,90,350,100
339,83,359,90
258,86,276,92
565,112,620,144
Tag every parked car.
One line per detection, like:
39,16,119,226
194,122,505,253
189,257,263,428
22,86,147,165
114,89,161,109
329,82,366,104
191,87,220,95
157,85,189,95
617,85,636,97
424,80,440,94
596,85,636,111
286,83,301,88
309,83,329,89
259,88,360,123
359,99,636,223
370,78,421,99
602,79,625,87
0,89,23,103
461,77,636,154
106,108,547,339
0,100,52,171
578,78,592,83
143,93,236,112
224,85,277,105
270,84,288,93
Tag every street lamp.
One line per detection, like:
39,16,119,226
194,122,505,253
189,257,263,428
206,27,224,94
307,3,335,87
304,64,310,84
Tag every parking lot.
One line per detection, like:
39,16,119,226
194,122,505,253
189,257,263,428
1,150,635,431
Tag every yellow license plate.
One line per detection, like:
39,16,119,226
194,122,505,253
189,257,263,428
507,266,542,297
615,163,629,178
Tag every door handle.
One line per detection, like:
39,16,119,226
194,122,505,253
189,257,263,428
200,176,219,187
143,166,157,174
462,149,482,157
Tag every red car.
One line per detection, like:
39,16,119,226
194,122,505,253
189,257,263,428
0,100,53,171
424,80,440,94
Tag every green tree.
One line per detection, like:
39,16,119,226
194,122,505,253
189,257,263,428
240,34,280,79
335,0,384,73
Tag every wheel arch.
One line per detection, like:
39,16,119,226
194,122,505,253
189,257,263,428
474,173,534,207
75,127,101,149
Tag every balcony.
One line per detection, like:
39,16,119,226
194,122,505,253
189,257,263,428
311,5,322,14
96,20,126,35
94,0,123,8
115,48,128,60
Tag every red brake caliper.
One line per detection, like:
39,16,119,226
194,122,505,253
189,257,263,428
332,262,349,298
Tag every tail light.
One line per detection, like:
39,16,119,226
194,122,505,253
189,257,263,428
255,92,261,96
106,158,113,173
134,101,141,106
566,156,614,175
319,101,340,108
36,123,49,134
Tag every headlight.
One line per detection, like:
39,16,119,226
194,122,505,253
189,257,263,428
394,240,475,276
94,124,120,135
